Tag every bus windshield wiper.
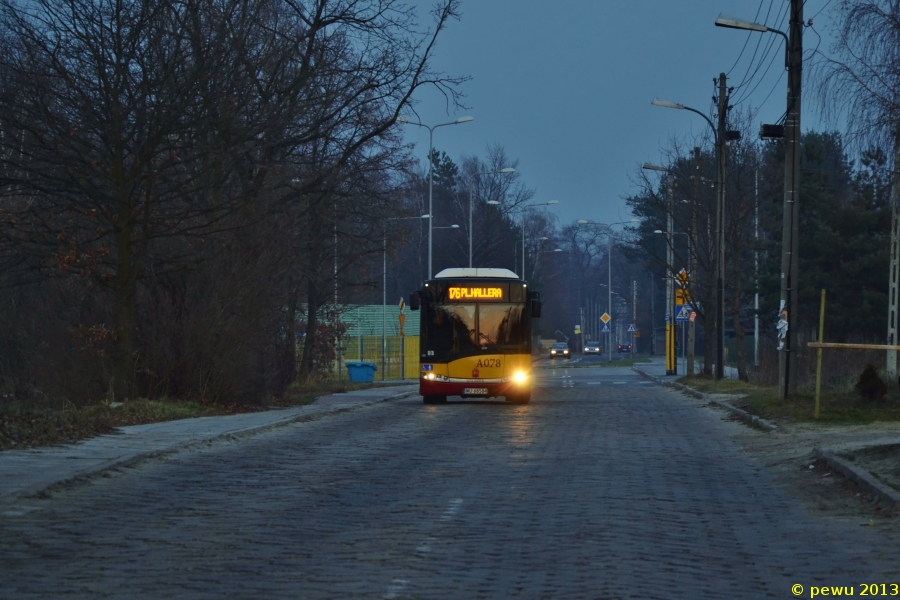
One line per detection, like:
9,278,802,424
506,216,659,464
478,333,503,353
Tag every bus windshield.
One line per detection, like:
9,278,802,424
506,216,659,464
424,302,527,361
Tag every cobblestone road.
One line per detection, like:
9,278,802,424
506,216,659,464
3,367,898,599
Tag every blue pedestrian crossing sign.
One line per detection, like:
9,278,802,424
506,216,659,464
675,305,692,322
627,324,637,332
601,323,611,333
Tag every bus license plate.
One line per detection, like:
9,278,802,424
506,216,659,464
464,387,488,395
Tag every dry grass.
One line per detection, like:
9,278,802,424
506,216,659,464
678,372,900,425
0,378,374,451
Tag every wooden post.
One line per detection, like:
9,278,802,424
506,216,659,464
815,290,825,420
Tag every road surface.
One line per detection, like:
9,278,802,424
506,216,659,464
2,365,897,598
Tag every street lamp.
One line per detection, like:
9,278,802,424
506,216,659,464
645,163,677,376
577,219,639,362
383,214,430,380
519,201,559,280
654,228,690,375
396,115,474,280
469,168,515,268
651,96,725,380
716,6,802,397
715,14,788,65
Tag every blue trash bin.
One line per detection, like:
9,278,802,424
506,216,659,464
345,361,377,383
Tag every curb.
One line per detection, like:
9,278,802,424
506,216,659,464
7,389,419,503
632,366,777,432
815,447,900,507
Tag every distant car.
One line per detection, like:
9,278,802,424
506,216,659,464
584,341,602,354
617,343,632,354
550,342,570,359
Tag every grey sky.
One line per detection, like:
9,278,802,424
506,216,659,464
401,0,835,226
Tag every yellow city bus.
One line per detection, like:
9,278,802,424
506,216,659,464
409,268,541,405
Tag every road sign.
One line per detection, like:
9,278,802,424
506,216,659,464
665,313,670,323
600,312,611,324
676,288,691,305
627,324,636,332
676,269,689,287
601,323,611,333
689,310,697,323
675,305,692,322
575,325,581,334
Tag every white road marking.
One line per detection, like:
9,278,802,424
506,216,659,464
384,579,409,599
612,381,626,385
440,498,463,521
386,498,463,597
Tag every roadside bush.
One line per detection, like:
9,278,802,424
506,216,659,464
856,364,888,402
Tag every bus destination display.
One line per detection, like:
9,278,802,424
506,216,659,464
447,286,505,301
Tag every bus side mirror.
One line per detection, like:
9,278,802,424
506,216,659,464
409,292,420,311
529,291,541,318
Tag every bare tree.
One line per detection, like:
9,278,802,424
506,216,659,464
0,0,465,399
817,0,900,376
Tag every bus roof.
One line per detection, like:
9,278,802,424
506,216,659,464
434,268,519,279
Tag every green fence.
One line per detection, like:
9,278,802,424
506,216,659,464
342,336,420,380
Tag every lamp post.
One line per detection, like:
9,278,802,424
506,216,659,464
384,214,430,380
577,219,639,362
651,96,725,379
715,7,801,397
469,168,514,268
654,229,689,375
644,163,676,375
396,116,474,279
519,201,559,279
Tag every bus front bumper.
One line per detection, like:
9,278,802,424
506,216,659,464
419,377,530,398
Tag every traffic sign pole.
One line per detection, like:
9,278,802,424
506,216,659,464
600,312,612,363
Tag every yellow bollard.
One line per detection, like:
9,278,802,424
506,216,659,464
815,289,826,419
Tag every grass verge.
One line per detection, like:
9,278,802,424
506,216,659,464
676,375,900,425
0,379,375,451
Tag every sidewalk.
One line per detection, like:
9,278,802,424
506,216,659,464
0,384,418,505
637,354,740,379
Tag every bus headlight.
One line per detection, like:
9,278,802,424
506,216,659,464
512,371,528,384
425,373,436,380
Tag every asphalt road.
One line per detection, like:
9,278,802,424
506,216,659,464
2,366,898,599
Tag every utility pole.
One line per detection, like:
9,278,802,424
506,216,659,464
887,127,900,380
666,172,676,375
632,279,637,358
755,163,760,368
778,0,803,399
650,275,655,355
688,147,700,376
715,73,728,380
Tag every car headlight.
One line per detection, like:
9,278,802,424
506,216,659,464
512,371,528,384
551,350,556,354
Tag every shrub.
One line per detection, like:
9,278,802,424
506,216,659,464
855,364,887,402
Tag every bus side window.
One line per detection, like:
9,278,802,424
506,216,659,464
409,292,420,311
